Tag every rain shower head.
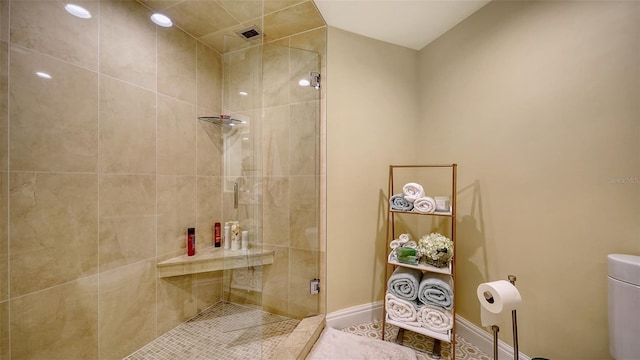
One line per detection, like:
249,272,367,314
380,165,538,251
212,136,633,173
235,25,263,41
198,115,245,127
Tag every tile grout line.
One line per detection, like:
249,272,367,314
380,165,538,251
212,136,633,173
154,14,159,343
6,0,12,357
96,1,102,359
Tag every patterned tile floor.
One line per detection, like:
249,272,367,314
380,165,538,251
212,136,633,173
125,303,489,360
340,321,490,360
124,302,299,360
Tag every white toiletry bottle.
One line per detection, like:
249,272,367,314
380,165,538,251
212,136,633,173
241,230,249,250
224,223,230,250
231,222,240,251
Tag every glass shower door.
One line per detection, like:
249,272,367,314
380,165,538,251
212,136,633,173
261,43,322,320
218,38,322,340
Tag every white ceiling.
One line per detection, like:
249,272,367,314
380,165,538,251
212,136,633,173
313,0,491,50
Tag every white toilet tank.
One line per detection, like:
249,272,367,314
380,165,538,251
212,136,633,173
608,254,640,360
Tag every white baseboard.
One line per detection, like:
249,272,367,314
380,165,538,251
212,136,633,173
326,301,384,329
327,302,531,360
456,316,531,360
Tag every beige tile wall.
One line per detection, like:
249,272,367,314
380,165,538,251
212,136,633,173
98,260,156,360
99,75,156,173
100,0,156,90
10,46,99,172
0,0,326,357
0,0,225,357
99,174,156,272
11,275,100,359
157,175,197,257
11,0,100,70
10,172,99,296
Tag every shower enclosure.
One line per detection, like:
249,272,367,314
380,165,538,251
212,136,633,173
207,37,323,330
194,41,323,351
0,0,326,358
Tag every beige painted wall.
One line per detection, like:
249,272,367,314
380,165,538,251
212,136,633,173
327,1,639,359
326,27,420,312
418,1,639,358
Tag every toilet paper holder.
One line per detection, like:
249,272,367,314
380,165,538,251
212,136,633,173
489,275,519,360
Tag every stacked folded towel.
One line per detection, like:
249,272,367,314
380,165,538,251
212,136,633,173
390,193,414,211
413,196,436,214
387,267,422,301
385,293,421,327
417,306,453,333
386,277,454,333
418,273,453,310
402,183,424,203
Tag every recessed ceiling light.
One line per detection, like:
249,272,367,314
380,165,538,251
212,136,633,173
298,79,310,87
36,71,52,79
151,13,173,27
65,4,91,19
239,91,248,96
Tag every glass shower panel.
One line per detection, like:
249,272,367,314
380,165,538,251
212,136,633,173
218,38,322,336
285,45,321,319
220,38,267,334
261,43,321,320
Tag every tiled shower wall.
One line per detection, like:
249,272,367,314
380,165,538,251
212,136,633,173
0,1,226,358
0,0,326,358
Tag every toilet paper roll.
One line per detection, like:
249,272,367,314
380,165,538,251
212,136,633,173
476,280,522,327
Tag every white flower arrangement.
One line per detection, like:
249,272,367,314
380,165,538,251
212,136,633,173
417,233,453,268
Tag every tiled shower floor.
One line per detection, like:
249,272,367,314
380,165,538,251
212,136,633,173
124,302,299,360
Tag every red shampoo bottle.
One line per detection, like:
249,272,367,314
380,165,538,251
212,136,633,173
214,222,221,247
187,227,195,256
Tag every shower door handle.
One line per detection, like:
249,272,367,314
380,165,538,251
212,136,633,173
234,182,239,209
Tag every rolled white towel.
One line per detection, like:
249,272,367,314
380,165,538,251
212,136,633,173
385,293,421,327
417,306,453,333
391,233,412,249
399,233,412,243
413,196,436,214
402,183,425,203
